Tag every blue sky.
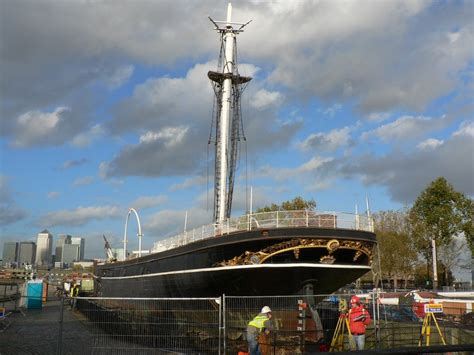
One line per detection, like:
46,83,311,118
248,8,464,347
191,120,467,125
0,1,473,279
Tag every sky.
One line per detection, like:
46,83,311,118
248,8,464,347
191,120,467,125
0,0,473,279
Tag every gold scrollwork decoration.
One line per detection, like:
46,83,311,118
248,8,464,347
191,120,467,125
326,239,340,253
214,238,374,267
320,255,336,264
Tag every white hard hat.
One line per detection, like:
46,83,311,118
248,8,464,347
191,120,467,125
261,306,272,314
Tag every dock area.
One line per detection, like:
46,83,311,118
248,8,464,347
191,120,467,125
1,286,474,354
1,298,94,355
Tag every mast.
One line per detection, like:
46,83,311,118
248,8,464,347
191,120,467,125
208,3,252,224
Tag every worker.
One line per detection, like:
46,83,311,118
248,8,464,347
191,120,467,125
247,306,274,355
69,283,80,309
72,283,80,297
348,295,371,350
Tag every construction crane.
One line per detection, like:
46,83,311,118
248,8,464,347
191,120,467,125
103,235,116,262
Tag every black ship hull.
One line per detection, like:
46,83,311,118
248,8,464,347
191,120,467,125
95,226,376,297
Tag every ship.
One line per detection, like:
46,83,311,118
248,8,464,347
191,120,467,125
94,3,377,298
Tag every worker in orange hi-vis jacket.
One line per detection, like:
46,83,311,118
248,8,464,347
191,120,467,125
348,295,371,350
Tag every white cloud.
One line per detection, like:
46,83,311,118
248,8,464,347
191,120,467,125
139,126,189,148
417,138,444,151
170,176,207,191
105,65,134,88
453,121,474,137
299,127,351,151
41,205,122,227
130,195,168,210
367,112,391,122
47,191,60,199
250,89,283,110
341,125,474,203
72,124,105,148
362,115,452,142
258,156,334,182
0,176,11,203
109,62,218,134
12,107,69,147
61,158,87,170
0,175,27,225
73,176,94,186
0,206,27,226
144,208,211,239
320,104,342,117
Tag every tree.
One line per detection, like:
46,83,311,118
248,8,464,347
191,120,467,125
256,196,316,212
409,177,473,288
372,210,419,289
438,237,470,286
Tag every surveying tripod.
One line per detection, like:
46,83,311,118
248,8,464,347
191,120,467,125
330,299,355,352
418,311,446,346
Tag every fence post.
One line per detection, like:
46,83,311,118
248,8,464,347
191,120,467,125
223,294,226,354
218,295,222,355
56,295,65,355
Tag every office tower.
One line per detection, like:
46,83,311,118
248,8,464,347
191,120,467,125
35,230,53,267
18,242,36,265
2,242,19,266
71,237,85,260
55,234,72,263
62,243,80,267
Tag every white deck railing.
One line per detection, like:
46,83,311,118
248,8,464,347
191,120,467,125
152,211,374,253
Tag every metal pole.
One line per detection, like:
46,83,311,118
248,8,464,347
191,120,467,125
123,212,129,261
218,295,222,355
432,239,438,290
216,3,234,223
184,210,188,233
250,185,253,215
223,294,226,353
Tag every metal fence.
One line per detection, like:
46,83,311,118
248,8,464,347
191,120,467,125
76,297,221,354
1,291,473,354
74,294,473,354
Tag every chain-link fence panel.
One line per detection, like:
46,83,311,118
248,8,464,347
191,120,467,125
76,297,221,354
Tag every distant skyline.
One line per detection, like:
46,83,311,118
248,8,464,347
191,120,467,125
1,1,473,280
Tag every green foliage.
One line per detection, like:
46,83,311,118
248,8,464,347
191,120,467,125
409,177,474,257
372,209,419,286
256,196,316,212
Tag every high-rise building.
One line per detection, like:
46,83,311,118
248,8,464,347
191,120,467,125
2,242,19,266
55,234,72,263
62,244,80,267
18,242,36,265
35,230,53,267
71,237,85,260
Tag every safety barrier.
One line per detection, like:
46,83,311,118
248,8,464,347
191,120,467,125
75,294,473,354
76,297,221,354
1,292,473,354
